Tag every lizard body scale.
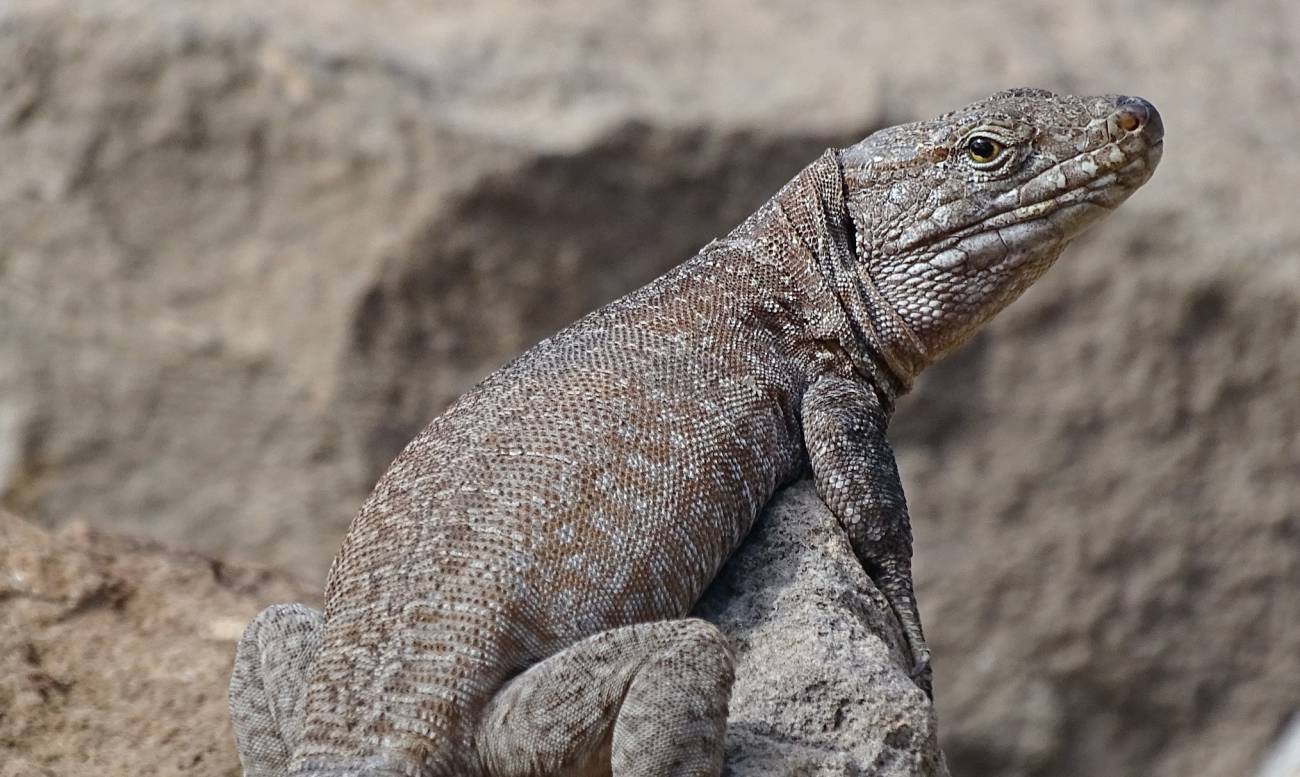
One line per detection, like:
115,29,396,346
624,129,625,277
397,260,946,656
230,88,1163,776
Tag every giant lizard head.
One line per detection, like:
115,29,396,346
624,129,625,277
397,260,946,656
838,88,1163,375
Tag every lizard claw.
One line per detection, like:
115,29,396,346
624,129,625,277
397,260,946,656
909,653,933,700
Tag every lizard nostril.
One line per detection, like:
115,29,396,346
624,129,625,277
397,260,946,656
1110,97,1163,144
1115,106,1143,132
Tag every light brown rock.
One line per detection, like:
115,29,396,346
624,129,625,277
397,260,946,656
0,510,316,777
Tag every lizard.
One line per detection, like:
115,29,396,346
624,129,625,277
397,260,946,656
229,87,1163,777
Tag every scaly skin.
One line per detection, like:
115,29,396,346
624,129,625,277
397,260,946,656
230,88,1163,777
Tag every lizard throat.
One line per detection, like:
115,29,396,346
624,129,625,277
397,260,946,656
842,213,930,402
777,150,930,405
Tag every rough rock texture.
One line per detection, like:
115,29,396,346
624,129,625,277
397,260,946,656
2,1,1298,777
698,482,948,777
0,510,317,777
1,487,947,777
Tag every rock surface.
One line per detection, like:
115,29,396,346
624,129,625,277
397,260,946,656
698,482,948,777
2,1,1298,777
0,510,317,777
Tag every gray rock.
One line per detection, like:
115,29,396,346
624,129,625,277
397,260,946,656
698,481,949,777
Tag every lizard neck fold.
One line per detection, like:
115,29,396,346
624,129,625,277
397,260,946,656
774,150,929,407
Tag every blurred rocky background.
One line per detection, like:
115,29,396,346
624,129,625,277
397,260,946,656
1,0,1297,775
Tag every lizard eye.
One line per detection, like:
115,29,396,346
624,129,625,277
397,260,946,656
965,135,1005,164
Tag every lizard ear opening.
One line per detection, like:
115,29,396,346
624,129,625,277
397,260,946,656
841,198,864,266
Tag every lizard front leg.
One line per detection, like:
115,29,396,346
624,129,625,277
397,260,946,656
801,373,932,697
229,603,324,777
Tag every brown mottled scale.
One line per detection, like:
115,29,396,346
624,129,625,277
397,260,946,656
230,89,1163,777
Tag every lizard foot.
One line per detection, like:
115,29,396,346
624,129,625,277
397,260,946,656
877,572,934,700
